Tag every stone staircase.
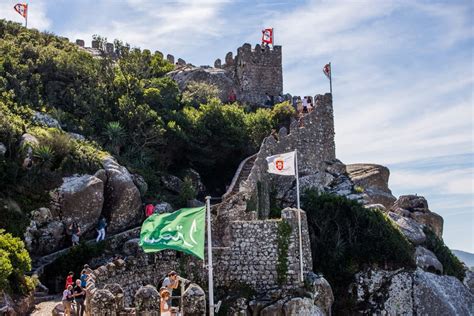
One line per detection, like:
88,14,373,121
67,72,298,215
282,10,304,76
222,154,257,200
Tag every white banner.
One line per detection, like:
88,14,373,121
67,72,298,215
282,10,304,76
266,151,296,176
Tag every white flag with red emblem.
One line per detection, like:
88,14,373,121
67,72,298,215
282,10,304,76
14,3,28,18
262,28,273,44
266,151,296,176
323,63,331,79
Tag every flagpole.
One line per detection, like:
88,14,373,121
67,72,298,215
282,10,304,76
205,196,215,316
329,62,332,95
294,149,304,282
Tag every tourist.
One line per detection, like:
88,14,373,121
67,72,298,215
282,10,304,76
96,217,107,242
228,89,237,103
80,269,88,288
71,222,80,246
264,93,272,107
162,271,179,291
277,93,284,103
302,96,308,113
160,288,172,316
62,285,74,316
308,96,313,112
145,203,154,218
65,271,74,289
296,96,303,113
73,279,86,316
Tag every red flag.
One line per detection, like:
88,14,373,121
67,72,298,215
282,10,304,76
323,63,331,79
14,3,28,18
262,28,273,45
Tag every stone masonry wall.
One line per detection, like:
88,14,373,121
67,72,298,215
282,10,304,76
241,93,335,215
221,43,283,105
92,209,311,306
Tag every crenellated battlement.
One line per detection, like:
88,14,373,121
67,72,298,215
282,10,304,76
214,43,282,69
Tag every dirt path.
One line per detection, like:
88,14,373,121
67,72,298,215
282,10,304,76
30,296,61,316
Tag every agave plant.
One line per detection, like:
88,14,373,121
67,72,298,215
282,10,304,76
33,145,55,168
103,121,126,155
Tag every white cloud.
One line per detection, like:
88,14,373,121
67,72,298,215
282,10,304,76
0,0,51,30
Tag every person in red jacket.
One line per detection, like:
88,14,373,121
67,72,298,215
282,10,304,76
145,204,154,218
65,271,74,289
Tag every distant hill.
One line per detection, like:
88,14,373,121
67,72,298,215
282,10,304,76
452,249,474,268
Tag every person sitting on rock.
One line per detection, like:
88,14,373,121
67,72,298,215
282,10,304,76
96,217,107,242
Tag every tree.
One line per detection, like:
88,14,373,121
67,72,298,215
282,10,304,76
103,121,126,155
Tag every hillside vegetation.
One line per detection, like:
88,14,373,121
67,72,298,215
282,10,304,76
0,19,296,216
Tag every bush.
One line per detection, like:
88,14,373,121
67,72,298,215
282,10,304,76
302,190,415,313
270,101,296,129
0,229,32,294
178,176,197,208
423,227,465,280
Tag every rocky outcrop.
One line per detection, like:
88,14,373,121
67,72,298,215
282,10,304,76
260,297,324,316
305,272,334,315
161,174,183,194
354,268,474,315
51,174,104,233
90,289,118,315
391,195,443,238
154,202,174,214
167,66,236,103
0,291,35,316
32,111,61,129
388,212,426,245
24,207,65,255
346,163,396,209
102,157,142,233
415,246,443,274
464,270,474,294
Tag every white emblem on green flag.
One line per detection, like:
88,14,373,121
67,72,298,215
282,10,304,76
139,206,205,260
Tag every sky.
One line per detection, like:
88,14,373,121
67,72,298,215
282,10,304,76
1,0,473,252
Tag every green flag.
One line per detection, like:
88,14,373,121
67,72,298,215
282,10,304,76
139,206,205,260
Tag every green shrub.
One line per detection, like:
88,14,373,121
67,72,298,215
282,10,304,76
302,190,415,313
270,101,296,129
0,229,32,294
178,176,197,208
423,227,465,280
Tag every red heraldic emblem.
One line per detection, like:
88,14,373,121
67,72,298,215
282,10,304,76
14,3,28,18
262,28,273,44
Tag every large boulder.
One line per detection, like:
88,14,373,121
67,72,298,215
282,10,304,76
354,268,474,315
391,195,443,238
415,246,443,274
167,66,236,102
102,157,142,233
182,283,206,315
305,272,334,315
346,164,396,209
24,208,66,255
161,174,183,194
32,111,61,129
51,174,104,233
387,212,426,245
261,297,324,316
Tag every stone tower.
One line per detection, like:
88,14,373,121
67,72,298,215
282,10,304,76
223,43,283,105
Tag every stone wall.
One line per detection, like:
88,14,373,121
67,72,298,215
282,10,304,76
242,93,336,215
92,208,311,306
